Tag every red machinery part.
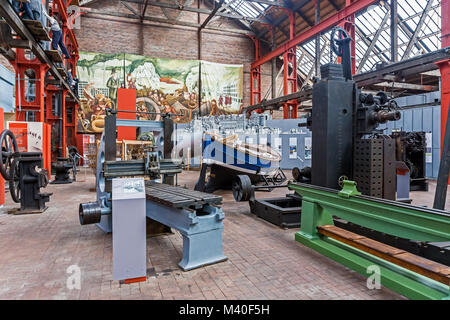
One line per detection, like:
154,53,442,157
12,1,80,161
439,0,449,183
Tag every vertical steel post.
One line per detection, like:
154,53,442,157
315,0,321,77
390,0,398,62
433,99,450,209
437,0,450,184
250,37,262,112
343,0,356,75
283,9,298,119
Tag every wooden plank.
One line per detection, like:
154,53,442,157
8,38,32,49
56,66,65,74
22,19,50,41
317,225,450,286
45,49,63,62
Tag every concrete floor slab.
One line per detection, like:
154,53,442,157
1,170,447,300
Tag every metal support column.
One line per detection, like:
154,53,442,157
270,27,277,99
342,0,356,75
250,36,262,112
390,0,398,62
14,49,48,123
314,0,320,77
438,0,450,184
282,9,298,119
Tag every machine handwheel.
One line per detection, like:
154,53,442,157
232,175,252,202
8,158,20,203
338,175,349,188
330,26,350,58
0,129,19,181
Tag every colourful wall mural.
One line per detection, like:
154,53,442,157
76,52,243,133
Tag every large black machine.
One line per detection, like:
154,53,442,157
50,146,82,184
0,129,52,214
301,26,402,195
234,26,405,226
234,27,402,201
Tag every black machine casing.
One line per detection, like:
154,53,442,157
392,131,428,191
311,64,356,190
14,152,52,213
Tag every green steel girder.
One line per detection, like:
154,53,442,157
295,234,450,300
288,181,450,242
289,180,450,300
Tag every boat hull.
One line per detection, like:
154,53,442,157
202,138,280,175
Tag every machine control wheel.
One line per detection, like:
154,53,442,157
8,157,20,203
330,26,350,58
0,129,19,181
338,175,349,188
232,175,253,202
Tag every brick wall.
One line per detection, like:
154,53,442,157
74,0,276,108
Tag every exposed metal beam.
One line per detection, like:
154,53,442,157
357,31,440,66
200,0,224,30
314,0,320,77
206,0,262,38
79,0,101,5
209,0,236,23
372,82,438,91
283,0,313,26
305,37,328,87
402,0,434,59
355,25,388,63
352,3,439,41
390,0,398,62
357,8,390,73
249,0,288,7
81,7,255,35
296,8,313,27
120,0,139,16
354,47,450,87
257,0,310,38
328,0,340,11
121,0,270,23
398,13,430,55
174,0,194,21
141,0,149,22
245,89,312,113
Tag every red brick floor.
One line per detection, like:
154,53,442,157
1,170,446,300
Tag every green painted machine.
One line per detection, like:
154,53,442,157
288,180,450,300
